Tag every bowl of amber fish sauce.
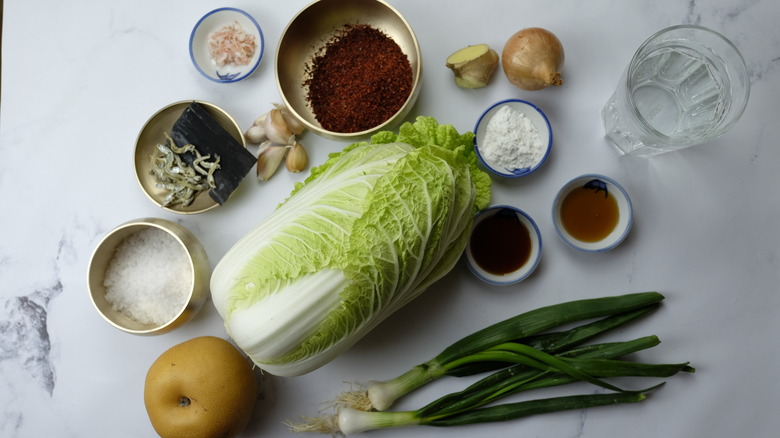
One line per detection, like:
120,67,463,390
552,174,633,253
465,205,542,286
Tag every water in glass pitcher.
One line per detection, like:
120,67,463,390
630,44,728,140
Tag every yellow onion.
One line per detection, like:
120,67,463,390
501,27,565,91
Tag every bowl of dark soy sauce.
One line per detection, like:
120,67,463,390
464,205,542,286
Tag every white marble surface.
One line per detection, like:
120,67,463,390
2,0,779,437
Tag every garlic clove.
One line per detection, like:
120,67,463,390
253,112,269,126
285,142,308,173
245,124,267,144
256,145,288,181
244,112,269,144
265,108,295,145
275,103,306,135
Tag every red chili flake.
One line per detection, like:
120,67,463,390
304,24,413,133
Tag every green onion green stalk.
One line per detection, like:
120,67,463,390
339,292,665,411
287,292,694,435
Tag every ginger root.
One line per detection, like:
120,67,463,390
445,44,499,89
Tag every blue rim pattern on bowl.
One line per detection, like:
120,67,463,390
189,7,265,83
465,205,543,286
474,99,553,177
552,174,633,253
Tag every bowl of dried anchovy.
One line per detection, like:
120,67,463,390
276,0,422,141
134,100,249,214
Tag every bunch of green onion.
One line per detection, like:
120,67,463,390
288,292,694,435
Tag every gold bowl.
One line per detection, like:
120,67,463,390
134,100,246,214
87,218,211,335
276,0,422,141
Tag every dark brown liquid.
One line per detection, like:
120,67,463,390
560,186,619,242
470,209,532,275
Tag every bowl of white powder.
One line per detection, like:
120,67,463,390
88,218,210,335
474,99,552,177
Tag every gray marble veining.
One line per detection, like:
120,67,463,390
0,285,61,395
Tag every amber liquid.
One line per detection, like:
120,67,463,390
470,209,532,275
560,186,619,242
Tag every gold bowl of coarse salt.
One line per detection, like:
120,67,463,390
474,99,553,178
87,218,210,335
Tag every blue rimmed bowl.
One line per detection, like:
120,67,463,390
474,99,552,177
189,8,264,83
464,205,542,286
552,174,633,253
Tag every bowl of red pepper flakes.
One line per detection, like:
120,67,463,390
276,0,422,141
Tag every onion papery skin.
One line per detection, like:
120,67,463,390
501,27,565,91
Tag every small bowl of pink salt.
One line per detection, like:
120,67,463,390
474,99,553,178
87,218,210,335
190,7,264,83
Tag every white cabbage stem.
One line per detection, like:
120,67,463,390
224,269,348,376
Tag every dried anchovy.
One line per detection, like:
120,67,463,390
149,133,221,207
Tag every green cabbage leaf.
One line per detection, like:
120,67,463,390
210,117,491,376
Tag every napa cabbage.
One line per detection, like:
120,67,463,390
210,116,491,376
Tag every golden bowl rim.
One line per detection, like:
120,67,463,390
275,0,423,141
87,217,210,335
133,100,246,214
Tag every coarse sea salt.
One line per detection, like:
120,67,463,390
480,105,544,171
103,227,192,326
